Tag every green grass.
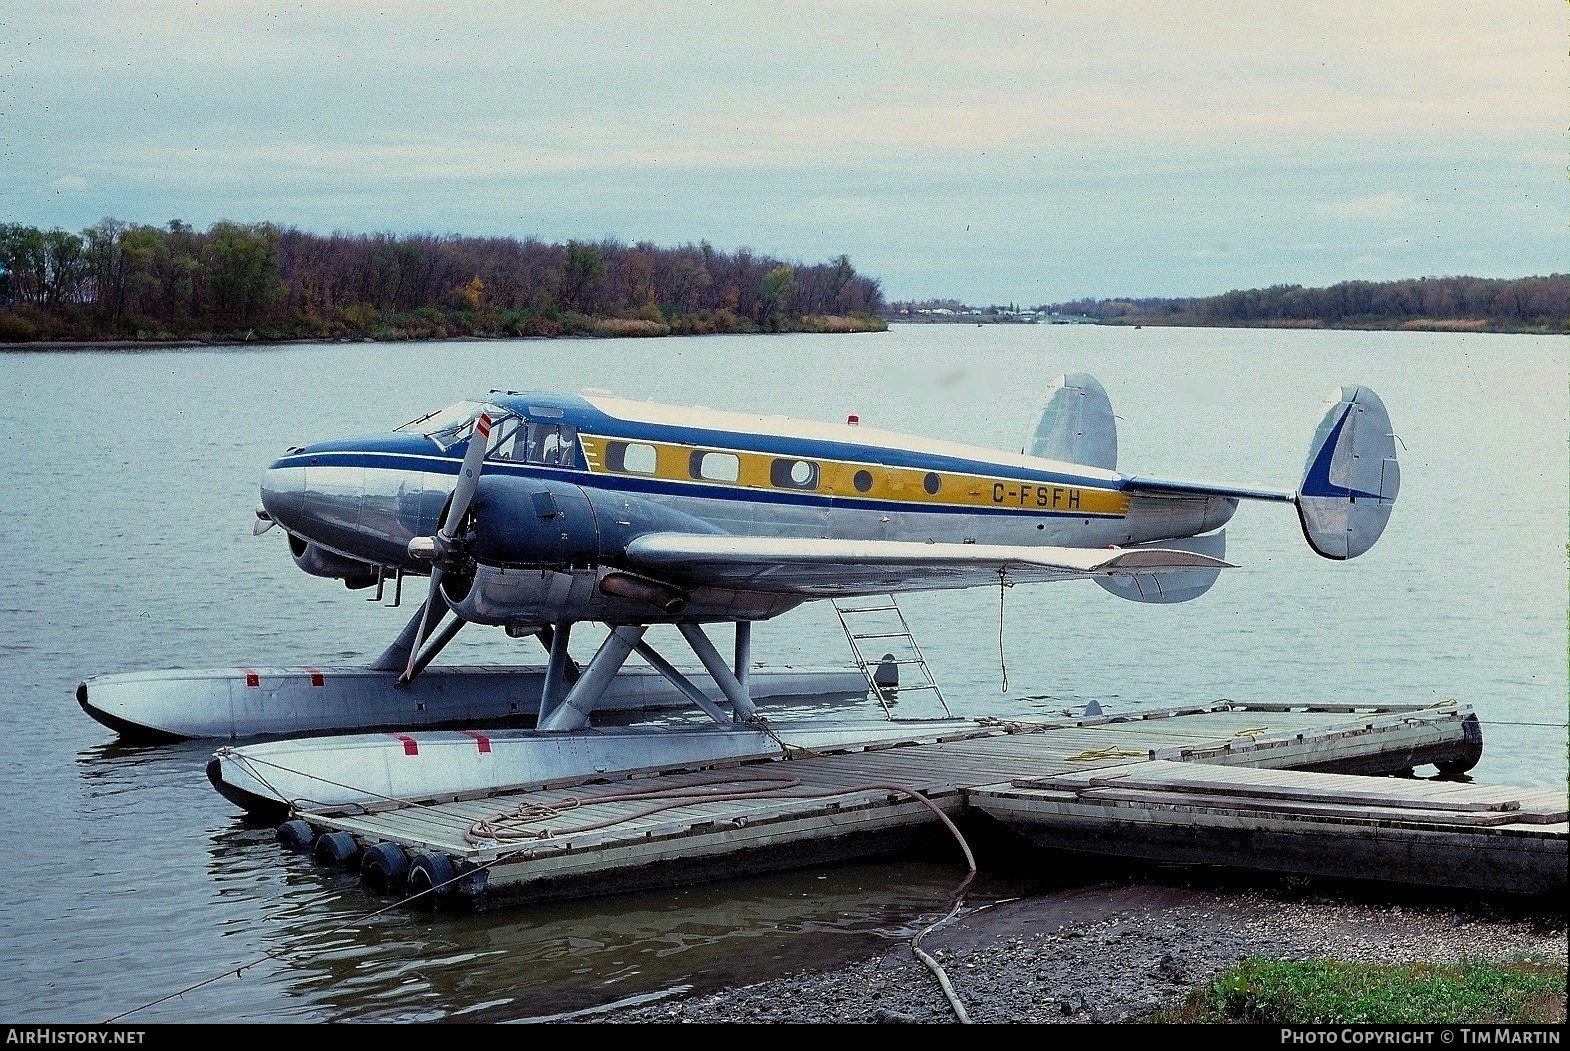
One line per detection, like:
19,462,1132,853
1147,956,1567,1024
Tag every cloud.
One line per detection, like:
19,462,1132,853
1319,193,1414,220
49,175,89,192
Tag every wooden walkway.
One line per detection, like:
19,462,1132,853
284,701,1566,908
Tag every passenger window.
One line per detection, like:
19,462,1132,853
770,458,819,490
690,450,740,483
606,441,658,475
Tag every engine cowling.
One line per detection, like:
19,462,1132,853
466,477,602,570
287,533,379,589
438,476,743,626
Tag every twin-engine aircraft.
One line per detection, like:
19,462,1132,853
186,372,1400,813
259,373,1395,712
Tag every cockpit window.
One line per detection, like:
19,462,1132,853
485,416,527,461
524,421,578,466
480,416,579,466
395,400,509,452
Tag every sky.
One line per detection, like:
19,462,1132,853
2,1,1566,305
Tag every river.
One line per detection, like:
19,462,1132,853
1,323,1564,1023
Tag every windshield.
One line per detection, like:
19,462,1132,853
394,400,509,451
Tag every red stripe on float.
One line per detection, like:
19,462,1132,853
243,669,260,688
462,731,492,754
391,734,419,756
305,668,324,687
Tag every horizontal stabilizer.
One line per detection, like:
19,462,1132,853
1122,475,1294,503
1120,384,1398,562
1095,531,1228,604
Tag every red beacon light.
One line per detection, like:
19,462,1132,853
847,414,860,425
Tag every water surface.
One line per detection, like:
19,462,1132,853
1,324,1564,1023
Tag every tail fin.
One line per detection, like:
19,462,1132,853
1029,373,1117,469
1296,385,1400,559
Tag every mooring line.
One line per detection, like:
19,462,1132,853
112,767,980,1023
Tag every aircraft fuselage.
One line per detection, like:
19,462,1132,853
259,390,1237,627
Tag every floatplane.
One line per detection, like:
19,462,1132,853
80,374,1399,816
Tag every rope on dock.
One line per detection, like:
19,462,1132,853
1064,746,1147,761
749,715,829,759
460,770,982,1023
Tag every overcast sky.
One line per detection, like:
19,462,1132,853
3,1,1565,304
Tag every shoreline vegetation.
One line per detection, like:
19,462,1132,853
0,218,887,347
893,273,1569,335
2,218,1563,347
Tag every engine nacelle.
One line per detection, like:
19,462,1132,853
467,476,724,572
288,533,379,589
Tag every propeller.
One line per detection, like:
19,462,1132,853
400,410,493,684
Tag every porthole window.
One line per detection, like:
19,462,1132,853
853,469,873,493
770,458,820,490
605,441,658,475
923,472,941,495
690,450,740,483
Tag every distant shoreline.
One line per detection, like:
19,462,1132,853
894,316,1567,335
6,318,1562,352
0,325,887,353
2,334,561,352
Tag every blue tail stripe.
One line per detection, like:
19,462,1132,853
1299,402,1384,501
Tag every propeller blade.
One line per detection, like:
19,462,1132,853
440,410,493,540
401,409,491,685
401,566,443,684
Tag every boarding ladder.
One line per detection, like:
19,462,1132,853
832,595,951,720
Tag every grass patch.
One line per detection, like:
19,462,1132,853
1148,957,1567,1024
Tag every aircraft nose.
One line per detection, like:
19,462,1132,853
259,460,306,532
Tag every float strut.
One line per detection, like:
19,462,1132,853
734,621,753,699
633,638,733,727
402,613,467,685
538,622,577,724
370,595,445,672
537,625,647,732
678,623,757,723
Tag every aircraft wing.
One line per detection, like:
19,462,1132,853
622,532,1234,597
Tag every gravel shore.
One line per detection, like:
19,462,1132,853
561,879,1568,1025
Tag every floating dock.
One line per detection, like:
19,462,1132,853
272,700,1567,909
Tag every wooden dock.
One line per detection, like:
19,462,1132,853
280,700,1567,909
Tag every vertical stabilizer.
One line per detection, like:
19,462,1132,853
1296,386,1400,559
1028,373,1117,469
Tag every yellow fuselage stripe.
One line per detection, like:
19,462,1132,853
577,435,1131,516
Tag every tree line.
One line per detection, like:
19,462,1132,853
0,218,888,343
1043,275,1569,333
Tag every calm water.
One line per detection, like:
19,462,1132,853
1,325,1565,1023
